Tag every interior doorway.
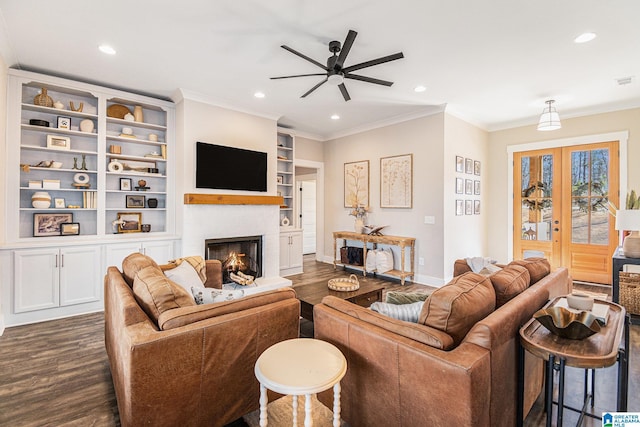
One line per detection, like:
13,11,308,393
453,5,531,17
295,160,324,260
298,180,317,254
513,141,620,284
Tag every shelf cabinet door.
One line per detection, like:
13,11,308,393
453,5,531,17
142,241,174,264
14,248,59,313
59,246,102,306
288,231,303,269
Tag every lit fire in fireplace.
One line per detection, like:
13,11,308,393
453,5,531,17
223,251,246,273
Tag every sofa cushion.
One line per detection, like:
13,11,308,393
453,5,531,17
164,261,204,296
418,272,496,345
370,301,424,323
122,252,160,287
132,265,196,323
508,258,550,284
489,265,530,307
385,291,431,305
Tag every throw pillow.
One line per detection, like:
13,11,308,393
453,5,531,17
132,265,196,323
419,272,496,345
489,265,530,307
164,261,205,297
508,257,550,284
385,291,431,305
370,301,424,323
122,252,160,287
191,287,245,305
167,256,207,284
376,248,394,273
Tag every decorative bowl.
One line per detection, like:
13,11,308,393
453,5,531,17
533,306,601,340
566,293,594,311
50,161,63,169
328,274,360,292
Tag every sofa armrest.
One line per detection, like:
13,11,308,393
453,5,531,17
319,296,454,350
158,287,297,330
204,260,222,289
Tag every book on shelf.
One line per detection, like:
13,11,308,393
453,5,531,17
82,191,96,209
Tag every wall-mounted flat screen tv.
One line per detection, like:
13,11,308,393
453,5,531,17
196,142,268,192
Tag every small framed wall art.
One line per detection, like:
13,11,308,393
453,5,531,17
54,198,66,208
465,200,473,215
456,199,464,216
344,160,369,208
126,195,145,208
57,116,71,130
474,180,481,195
455,177,463,194
474,160,481,176
465,158,473,174
380,153,413,208
455,156,464,173
117,212,142,233
465,179,473,195
47,134,71,150
33,213,73,237
60,222,80,236
120,178,132,191
474,200,481,215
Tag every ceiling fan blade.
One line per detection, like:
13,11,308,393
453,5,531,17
281,45,328,71
342,52,404,74
345,73,394,86
271,73,327,80
301,78,328,98
335,30,357,69
338,83,351,101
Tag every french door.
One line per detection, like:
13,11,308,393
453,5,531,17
514,141,619,284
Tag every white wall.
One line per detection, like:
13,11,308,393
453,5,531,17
487,108,640,263
443,114,489,278
174,97,282,278
0,52,7,333
323,113,446,285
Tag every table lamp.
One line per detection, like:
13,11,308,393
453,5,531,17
615,209,640,258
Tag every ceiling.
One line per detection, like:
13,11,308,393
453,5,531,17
1,0,639,140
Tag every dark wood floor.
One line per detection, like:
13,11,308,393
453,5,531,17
0,255,637,426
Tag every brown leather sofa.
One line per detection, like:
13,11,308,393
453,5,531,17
314,258,571,426
104,253,300,427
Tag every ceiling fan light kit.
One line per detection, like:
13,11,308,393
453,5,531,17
537,99,562,131
271,29,404,101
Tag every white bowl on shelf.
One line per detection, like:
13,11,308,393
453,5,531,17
50,161,62,169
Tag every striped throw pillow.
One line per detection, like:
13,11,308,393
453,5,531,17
370,301,424,323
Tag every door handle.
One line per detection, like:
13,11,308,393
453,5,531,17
55,254,58,268
61,254,64,267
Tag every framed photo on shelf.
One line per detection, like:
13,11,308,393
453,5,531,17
46,134,71,151
54,198,65,208
380,153,413,208
455,156,464,173
465,200,473,215
474,200,481,215
465,158,473,174
33,213,73,237
117,212,142,233
60,222,80,236
455,177,464,194
456,199,464,216
57,116,71,130
465,179,473,195
344,160,369,208
474,180,481,195
474,160,481,176
126,195,145,208
120,178,132,191
277,175,284,184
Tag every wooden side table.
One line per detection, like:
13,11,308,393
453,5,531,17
517,298,630,427
254,338,347,427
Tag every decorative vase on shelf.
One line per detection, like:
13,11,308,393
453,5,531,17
79,119,94,133
33,87,53,107
354,218,365,233
133,105,144,123
31,191,52,209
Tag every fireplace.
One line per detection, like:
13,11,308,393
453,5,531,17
205,236,262,283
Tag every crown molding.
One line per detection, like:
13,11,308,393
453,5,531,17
172,88,281,122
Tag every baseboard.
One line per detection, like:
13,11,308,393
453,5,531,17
0,314,5,336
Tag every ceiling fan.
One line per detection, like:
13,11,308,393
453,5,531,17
271,30,404,101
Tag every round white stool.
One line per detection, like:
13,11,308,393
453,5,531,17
254,338,347,427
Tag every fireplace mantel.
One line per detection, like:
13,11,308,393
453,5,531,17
183,193,283,206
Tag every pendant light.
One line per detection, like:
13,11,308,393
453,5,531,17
537,100,562,131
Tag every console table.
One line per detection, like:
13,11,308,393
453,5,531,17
333,231,416,285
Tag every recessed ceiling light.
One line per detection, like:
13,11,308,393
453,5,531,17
574,32,596,43
414,85,427,93
254,91,265,98
98,44,116,55
331,114,340,120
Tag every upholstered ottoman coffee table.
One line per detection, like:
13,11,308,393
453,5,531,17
254,338,347,427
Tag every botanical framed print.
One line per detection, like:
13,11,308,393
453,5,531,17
465,158,473,174
474,160,481,176
380,154,413,208
117,212,142,233
57,116,71,130
474,200,481,215
465,179,473,195
474,180,481,195
126,195,145,208
60,222,80,236
456,199,464,216
120,178,132,191
455,156,464,173
465,200,473,215
455,177,463,194
33,213,73,237
46,134,71,150
344,160,369,207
